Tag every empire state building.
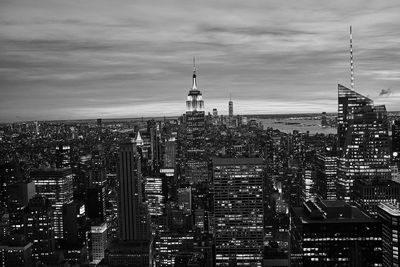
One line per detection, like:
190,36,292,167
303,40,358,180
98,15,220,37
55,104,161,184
184,58,207,184
186,59,204,112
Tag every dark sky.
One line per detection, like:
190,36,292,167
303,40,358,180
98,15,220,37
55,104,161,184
0,0,399,122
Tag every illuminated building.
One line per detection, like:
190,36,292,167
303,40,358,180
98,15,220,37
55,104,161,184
26,195,55,261
52,144,71,169
315,150,337,200
0,242,33,267
290,199,382,266
155,231,194,266
213,157,264,266
30,168,73,239
393,120,400,166
7,181,35,235
337,84,391,201
353,179,400,217
144,177,164,217
118,142,149,241
377,202,400,267
229,98,233,117
302,168,316,201
185,58,208,184
87,222,107,264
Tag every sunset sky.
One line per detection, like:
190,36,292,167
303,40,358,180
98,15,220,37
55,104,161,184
0,0,399,122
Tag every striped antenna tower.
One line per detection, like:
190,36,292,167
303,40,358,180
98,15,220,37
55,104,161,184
350,25,354,89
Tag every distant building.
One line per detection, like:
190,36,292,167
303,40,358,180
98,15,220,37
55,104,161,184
321,112,327,127
290,199,382,266
377,202,400,267
213,157,264,266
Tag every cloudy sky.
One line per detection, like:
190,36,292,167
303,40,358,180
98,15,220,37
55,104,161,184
0,0,399,122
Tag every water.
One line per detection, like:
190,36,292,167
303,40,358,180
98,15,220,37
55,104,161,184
256,118,336,135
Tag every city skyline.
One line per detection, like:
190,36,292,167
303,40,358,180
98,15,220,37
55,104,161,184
1,0,400,122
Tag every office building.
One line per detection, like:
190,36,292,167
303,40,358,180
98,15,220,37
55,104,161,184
337,84,391,201
353,179,400,216
185,59,208,184
213,158,264,266
377,202,400,267
86,185,106,223
393,120,400,166
30,168,73,239
25,195,55,261
290,199,382,266
144,177,164,217
88,222,107,265
118,142,149,241
315,150,337,200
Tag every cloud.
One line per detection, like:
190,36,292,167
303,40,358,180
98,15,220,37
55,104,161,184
379,88,392,96
0,0,400,122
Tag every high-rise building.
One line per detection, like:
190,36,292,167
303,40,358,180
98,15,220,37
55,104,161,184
31,168,73,239
290,199,382,266
213,158,264,266
315,150,337,200
144,177,164,217
321,112,327,127
229,98,233,117
393,120,400,166
185,59,208,184
118,142,149,241
377,202,400,267
52,144,71,169
86,185,106,223
26,195,55,261
337,84,391,201
87,222,107,265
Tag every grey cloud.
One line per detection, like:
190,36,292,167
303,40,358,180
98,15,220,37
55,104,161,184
379,88,392,96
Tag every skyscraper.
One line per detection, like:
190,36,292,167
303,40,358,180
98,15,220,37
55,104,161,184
213,158,264,266
315,150,337,200
31,168,73,239
393,120,400,166
229,98,233,117
337,84,391,201
377,202,400,267
118,142,149,241
185,58,208,184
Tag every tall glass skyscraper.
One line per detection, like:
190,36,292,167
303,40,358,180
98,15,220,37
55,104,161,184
337,84,391,201
213,157,264,266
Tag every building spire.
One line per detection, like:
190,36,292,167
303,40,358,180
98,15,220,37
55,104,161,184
192,56,197,90
350,25,354,89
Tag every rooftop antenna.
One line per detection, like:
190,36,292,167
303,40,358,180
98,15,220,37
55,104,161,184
350,25,354,89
